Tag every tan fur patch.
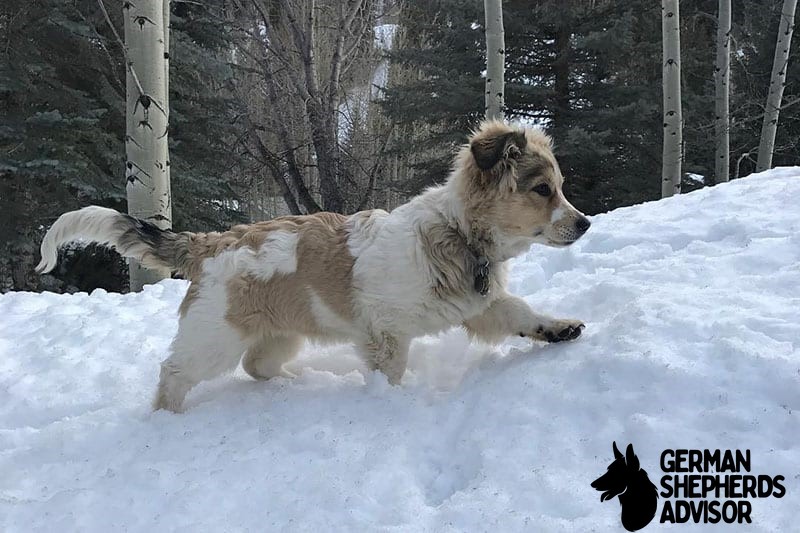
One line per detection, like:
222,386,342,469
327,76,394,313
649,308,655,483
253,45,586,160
221,212,357,338
176,213,354,320
182,218,299,280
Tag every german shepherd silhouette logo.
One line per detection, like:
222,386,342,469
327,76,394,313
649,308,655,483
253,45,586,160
591,442,659,531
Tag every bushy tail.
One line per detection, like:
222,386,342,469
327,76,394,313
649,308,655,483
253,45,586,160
36,206,194,276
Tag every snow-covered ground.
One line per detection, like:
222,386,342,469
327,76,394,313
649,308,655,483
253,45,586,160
2,168,799,532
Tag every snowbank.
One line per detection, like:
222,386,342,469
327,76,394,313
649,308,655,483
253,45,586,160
2,168,799,531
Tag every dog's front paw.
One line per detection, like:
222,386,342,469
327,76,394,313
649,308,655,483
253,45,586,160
529,319,585,343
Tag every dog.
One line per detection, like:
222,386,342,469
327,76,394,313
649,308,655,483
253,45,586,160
37,120,590,412
591,442,659,531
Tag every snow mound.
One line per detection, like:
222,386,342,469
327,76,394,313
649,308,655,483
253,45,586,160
2,168,799,531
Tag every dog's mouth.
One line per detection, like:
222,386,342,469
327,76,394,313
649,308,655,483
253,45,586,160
600,489,623,502
546,239,578,247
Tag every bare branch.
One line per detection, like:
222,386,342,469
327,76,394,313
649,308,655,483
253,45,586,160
250,0,310,99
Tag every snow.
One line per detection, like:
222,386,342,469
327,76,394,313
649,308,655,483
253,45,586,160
374,23,397,52
686,173,705,184
2,168,799,532
370,24,397,100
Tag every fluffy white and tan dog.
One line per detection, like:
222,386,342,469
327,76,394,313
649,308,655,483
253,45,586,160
37,121,591,412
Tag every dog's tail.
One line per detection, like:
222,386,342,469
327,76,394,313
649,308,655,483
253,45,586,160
36,206,195,276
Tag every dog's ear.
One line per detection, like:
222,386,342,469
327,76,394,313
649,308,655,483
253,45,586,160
470,130,526,171
626,444,640,471
613,441,624,460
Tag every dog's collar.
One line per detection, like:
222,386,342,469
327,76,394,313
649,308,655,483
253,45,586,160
473,254,491,297
463,240,491,297
438,212,493,297
460,232,493,297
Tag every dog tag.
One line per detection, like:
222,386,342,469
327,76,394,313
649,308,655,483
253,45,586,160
474,256,490,296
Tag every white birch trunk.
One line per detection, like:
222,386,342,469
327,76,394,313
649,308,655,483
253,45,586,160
661,0,683,198
714,0,731,184
756,0,797,172
484,0,505,121
123,0,171,290
163,0,171,190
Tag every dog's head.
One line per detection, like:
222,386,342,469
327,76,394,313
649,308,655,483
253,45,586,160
591,442,659,532
592,442,635,502
457,121,589,253
591,442,645,502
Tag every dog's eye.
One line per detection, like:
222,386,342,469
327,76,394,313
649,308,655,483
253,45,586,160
531,183,551,197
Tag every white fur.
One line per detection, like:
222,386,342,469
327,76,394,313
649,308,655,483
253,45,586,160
192,230,298,286
250,231,298,280
550,207,566,223
308,290,358,339
157,275,247,412
36,206,125,273
349,184,487,337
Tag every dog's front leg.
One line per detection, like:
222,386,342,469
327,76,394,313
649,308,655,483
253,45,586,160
359,333,411,385
463,294,585,344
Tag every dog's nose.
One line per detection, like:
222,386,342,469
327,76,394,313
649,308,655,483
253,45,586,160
575,216,591,233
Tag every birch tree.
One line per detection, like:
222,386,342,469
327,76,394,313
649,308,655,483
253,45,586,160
714,0,731,184
484,0,505,120
661,0,682,198
123,0,172,290
162,0,170,191
756,0,798,172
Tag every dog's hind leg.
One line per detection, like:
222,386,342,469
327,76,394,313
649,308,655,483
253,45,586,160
154,297,248,412
242,334,302,380
359,333,410,385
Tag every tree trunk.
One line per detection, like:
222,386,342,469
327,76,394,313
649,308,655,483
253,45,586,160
307,99,345,212
714,0,731,184
661,0,682,198
124,0,172,290
756,0,797,172
163,0,171,189
483,0,504,121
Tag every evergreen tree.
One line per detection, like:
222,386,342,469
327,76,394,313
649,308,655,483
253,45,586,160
380,0,485,193
169,0,248,231
383,0,669,213
0,0,248,291
382,0,754,213
0,0,126,290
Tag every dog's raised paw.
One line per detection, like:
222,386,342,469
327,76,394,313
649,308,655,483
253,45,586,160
534,320,585,343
